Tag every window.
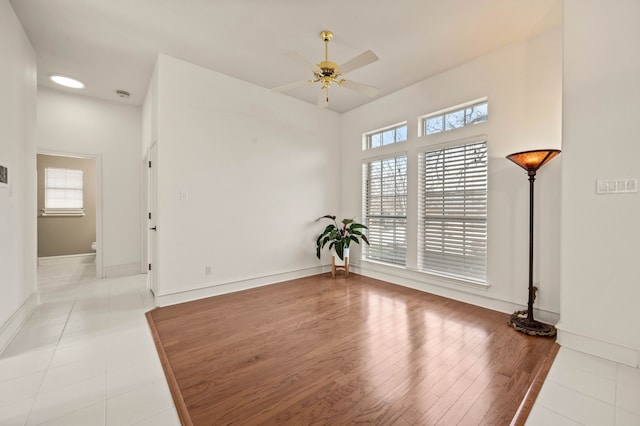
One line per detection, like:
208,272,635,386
44,168,84,215
364,123,408,150
363,155,407,266
418,141,487,282
423,101,488,136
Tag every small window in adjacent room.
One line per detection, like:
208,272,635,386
364,123,408,150
422,100,488,136
43,167,84,216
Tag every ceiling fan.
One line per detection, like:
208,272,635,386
272,30,380,108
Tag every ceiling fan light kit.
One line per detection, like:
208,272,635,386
272,30,380,108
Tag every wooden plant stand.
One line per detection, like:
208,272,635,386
331,256,349,278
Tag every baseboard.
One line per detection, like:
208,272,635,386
556,325,639,367
0,292,39,355
103,263,142,278
352,262,560,325
156,265,330,307
154,261,560,325
38,253,96,265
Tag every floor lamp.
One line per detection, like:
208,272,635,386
506,149,560,337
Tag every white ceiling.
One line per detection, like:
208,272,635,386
10,0,562,113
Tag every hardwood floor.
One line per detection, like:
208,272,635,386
146,274,556,425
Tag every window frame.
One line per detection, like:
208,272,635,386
362,153,408,266
417,140,488,283
43,167,85,216
419,99,488,137
363,122,408,150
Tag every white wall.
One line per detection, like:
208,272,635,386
0,0,38,351
559,0,640,366
37,88,143,277
150,55,342,305
142,59,159,156
341,29,562,320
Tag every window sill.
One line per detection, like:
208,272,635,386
41,209,85,217
359,258,490,291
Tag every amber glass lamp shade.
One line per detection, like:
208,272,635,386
506,149,560,173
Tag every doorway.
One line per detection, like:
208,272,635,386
36,151,102,280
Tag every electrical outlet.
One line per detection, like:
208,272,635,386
205,266,212,276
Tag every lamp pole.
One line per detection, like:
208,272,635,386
506,149,560,337
527,170,536,322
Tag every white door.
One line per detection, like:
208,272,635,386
142,154,149,278
148,142,159,296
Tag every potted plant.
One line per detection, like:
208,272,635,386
315,215,369,273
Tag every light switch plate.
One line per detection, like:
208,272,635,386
597,178,638,194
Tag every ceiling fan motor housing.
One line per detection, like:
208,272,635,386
316,61,340,77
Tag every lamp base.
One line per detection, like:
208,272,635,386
508,310,557,337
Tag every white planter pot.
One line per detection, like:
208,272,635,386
332,247,349,266
331,247,349,277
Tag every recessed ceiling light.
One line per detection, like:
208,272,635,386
49,74,86,89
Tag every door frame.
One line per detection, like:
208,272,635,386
37,150,104,278
142,152,149,278
144,141,158,295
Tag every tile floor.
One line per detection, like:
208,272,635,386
0,263,180,425
527,345,640,425
2,263,639,425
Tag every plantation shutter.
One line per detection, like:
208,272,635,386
363,155,407,266
418,142,487,282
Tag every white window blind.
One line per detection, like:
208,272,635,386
418,142,487,282
363,155,407,266
45,168,84,210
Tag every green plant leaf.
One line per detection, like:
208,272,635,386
323,224,336,234
349,223,368,230
341,218,354,225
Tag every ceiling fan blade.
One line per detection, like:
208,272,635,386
317,87,329,108
271,80,310,93
339,50,379,75
286,51,319,72
341,79,379,97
